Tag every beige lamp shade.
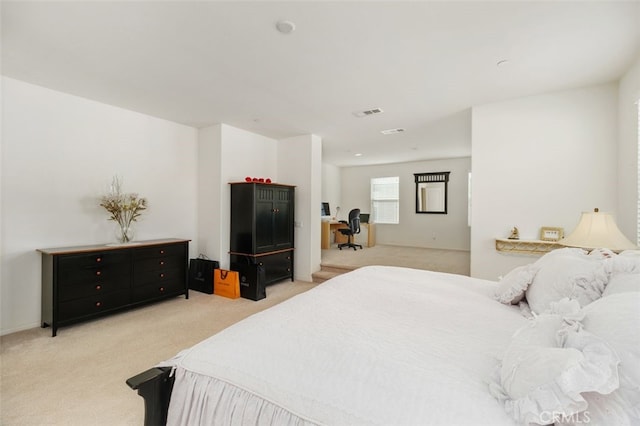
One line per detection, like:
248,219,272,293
559,209,637,251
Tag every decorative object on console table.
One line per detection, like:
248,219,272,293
229,182,295,299
508,227,520,240
559,208,637,252
37,238,189,336
99,176,147,244
539,226,564,241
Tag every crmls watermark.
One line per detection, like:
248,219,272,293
539,411,591,424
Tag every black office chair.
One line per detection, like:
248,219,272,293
338,208,363,250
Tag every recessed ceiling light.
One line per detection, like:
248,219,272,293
381,128,405,135
355,153,363,157
275,20,296,34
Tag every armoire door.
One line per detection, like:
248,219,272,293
272,188,293,250
255,193,275,252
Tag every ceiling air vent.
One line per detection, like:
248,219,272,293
353,108,384,118
381,128,405,135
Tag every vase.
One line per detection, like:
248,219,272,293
115,224,135,244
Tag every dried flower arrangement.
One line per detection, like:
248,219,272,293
99,176,147,243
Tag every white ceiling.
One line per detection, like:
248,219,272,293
2,1,639,166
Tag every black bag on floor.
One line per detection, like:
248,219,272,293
189,257,219,294
232,262,266,301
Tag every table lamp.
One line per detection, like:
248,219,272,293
559,208,637,252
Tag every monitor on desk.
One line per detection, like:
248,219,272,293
321,202,331,218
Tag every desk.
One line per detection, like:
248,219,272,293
321,221,376,249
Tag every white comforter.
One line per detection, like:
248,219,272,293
164,266,527,425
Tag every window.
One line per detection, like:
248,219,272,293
371,176,399,224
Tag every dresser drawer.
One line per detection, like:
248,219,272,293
258,251,293,284
231,250,294,286
58,290,129,322
133,267,183,287
132,280,183,303
134,255,184,272
58,278,129,302
58,251,130,270
57,264,130,287
133,244,186,260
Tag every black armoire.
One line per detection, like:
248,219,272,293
229,182,295,298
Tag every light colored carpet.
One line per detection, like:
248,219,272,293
0,245,469,425
0,281,316,426
322,244,470,276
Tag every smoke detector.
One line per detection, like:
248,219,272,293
276,20,296,34
353,108,384,118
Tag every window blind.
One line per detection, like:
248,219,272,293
371,176,399,224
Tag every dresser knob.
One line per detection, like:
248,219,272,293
160,250,165,254
159,273,165,278
95,301,102,307
159,261,164,266
96,271,102,276
96,257,102,263
159,287,165,292
287,268,291,272
95,285,102,291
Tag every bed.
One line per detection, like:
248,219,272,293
128,249,640,426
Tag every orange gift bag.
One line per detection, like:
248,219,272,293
213,269,240,299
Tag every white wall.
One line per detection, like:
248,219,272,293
340,157,471,250
196,125,321,280
1,77,199,335
618,55,640,244
219,124,279,269
278,135,323,280
198,124,279,269
321,163,341,218
471,83,619,280
197,124,223,262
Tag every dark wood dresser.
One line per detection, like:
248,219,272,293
37,238,189,336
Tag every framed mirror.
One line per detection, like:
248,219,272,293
414,172,450,214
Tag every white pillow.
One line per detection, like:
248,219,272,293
601,254,640,297
610,253,640,274
602,273,640,297
495,264,539,305
526,250,608,314
490,314,619,425
582,294,640,407
589,248,616,259
561,293,640,425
